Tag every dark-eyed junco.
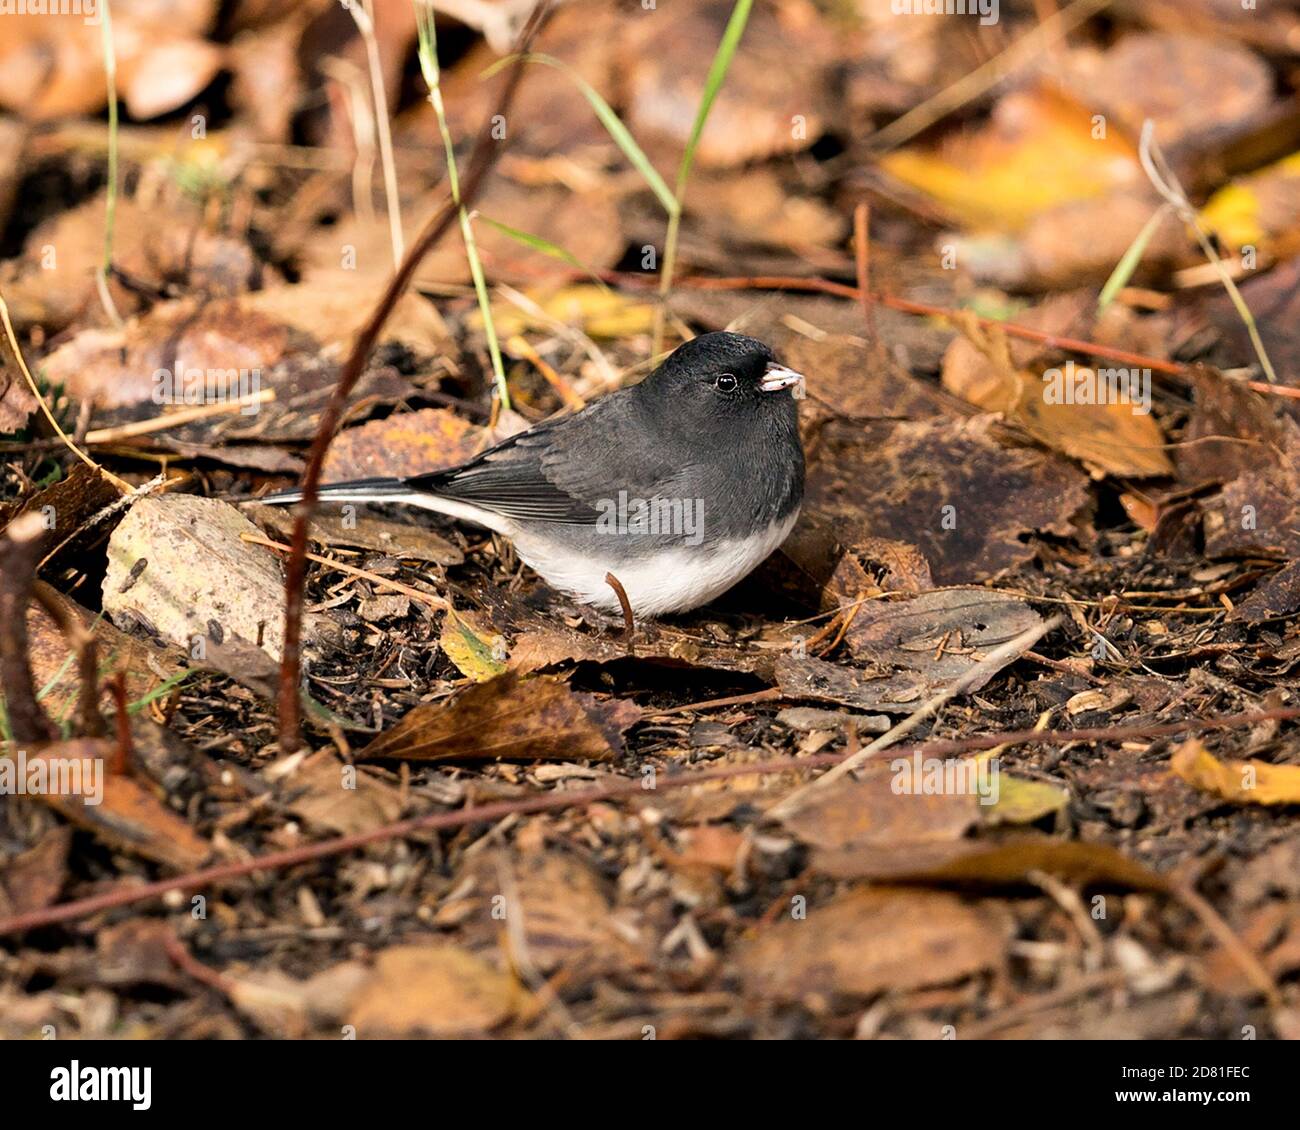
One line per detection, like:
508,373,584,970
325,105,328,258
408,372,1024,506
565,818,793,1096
259,332,805,616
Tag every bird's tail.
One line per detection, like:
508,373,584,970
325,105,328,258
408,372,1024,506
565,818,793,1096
257,477,411,507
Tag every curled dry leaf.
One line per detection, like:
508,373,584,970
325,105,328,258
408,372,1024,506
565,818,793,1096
808,835,1168,891
942,309,1174,479
19,740,210,872
1171,738,1300,807
358,672,640,763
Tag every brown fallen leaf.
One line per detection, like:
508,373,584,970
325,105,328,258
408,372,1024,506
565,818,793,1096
248,503,463,567
843,587,1044,680
358,672,640,763
942,308,1174,478
1230,559,1300,624
1203,417,1300,560
1058,32,1273,155
776,765,979,850
466,850,624,974
0,825,70,918
0,338,38,433
27,582,183,723
0,462,120,536
321,407,484,481
775,590,1043,713
281,751,404,837
624,0,839,168
1171,738,1300,807
809,835,1167,891
95,919,183,989
350,944,525,1037
737,887,1012,1002
805,414,1091,585
18,740,210,871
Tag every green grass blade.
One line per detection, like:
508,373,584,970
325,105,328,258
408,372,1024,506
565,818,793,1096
1098,204,1168,312
485,52,678,216
674,0,753,198
654,0,754,356
416,1,510,409
477,214,611,292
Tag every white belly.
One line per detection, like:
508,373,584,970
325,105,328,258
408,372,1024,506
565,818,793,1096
512,510,800,618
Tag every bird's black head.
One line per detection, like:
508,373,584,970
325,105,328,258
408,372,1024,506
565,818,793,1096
641,332,804,421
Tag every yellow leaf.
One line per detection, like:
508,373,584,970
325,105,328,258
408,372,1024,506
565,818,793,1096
880,87,1141,232
1200,152,1300,254
1171,739,1300,807
983,774,1069,826
439,611,507,682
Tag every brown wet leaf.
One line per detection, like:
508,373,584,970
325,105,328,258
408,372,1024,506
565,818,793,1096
350,943,524,1037
805,414,1091,585
1206,258,1300,395
1203,417,1300,559
1230,559,1300,623
358,672,640,763
737,888,1012,1002
1171,738,1300,807
23,739,210,871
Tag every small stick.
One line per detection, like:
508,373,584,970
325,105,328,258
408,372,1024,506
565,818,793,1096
84,389,275,445
6,704,1300,938
769,614,1063,820
0,296,130,492
852,201,876,341
604,571,635,647
241,531,449,611
30,584,106,739
106,671,132,776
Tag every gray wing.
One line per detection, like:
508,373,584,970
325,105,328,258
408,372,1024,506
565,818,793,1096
406,392,693,524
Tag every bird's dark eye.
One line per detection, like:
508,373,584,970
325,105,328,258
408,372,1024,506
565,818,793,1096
715,373,738,392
